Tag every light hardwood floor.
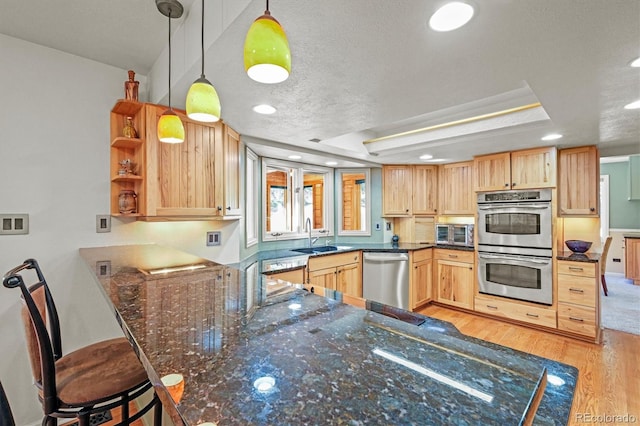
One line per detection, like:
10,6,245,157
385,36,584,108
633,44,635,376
417,305,640,425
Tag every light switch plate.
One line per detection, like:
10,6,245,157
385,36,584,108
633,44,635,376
0,214,29,235
206,231,221,246
96,215,111,233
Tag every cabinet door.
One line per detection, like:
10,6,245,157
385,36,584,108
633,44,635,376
308,267,336,291
411,259,433,309
510,147,557,189
438,162,474,215
337,263,362,297
413,165,438,215
147,105,223,217
382,166,412,216
625,238,640,284
435,259,473,309
223,126,242,216
473,152,511,192
558,145,599,216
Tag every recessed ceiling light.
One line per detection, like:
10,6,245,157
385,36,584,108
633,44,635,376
253,104,276,115
429,2,475,32
419,154,433,160
631,57,640,67
624,100,640,110
288,155,301,160
325,161,338,166
541,133,563,141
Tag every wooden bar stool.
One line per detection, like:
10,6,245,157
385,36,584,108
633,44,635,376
3,259,163,426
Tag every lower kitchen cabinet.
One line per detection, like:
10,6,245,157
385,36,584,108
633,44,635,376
434,249,474,310
475,294,557,329
557,260,599,340
307,251,362,298
625,237,640,284
265,268,305,285
410,249,433,310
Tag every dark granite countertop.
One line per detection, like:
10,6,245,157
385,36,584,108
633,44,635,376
623,233,640,239
556,251,601,263
80,244,576,426
233,243,473,275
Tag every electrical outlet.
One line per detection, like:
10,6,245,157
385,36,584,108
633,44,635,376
96,261,111,277
386,222,392,231
0,214,29,235
206,231,221,246
375,223,381,231
613,258,621,263
96,215,111,233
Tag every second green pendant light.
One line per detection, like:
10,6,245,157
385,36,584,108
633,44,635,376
186,0,221,122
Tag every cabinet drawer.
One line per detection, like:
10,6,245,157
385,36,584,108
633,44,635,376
434,249,474,263
412,248,432,263
557,261,596,277
558,275,596,307
308,251,360,271
475,295,556,328
558,304,597,337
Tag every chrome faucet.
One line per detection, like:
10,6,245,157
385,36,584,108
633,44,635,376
305,218,319,248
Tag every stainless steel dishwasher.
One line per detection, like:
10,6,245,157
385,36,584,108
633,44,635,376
362,252,410,310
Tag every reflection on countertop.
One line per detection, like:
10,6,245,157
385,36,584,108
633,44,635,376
556,251,601,263
80,244,577,426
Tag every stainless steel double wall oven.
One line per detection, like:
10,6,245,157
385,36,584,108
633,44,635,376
477,189,553,305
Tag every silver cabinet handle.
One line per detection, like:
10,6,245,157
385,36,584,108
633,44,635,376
569,316,584,322
486,305,498,310
448,254,458,258
568,267,584,272
569,288,584,293
526,313,539,318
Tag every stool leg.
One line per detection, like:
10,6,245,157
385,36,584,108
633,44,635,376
153,395,163,426
42,415,57,426
601,274,608,296
78,412,90,426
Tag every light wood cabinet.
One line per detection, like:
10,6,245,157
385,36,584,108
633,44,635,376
412,165,438,215
438,162,474,215
307,251,362,297
625,238,640,285
410,249,433,310
557,260,599,340
558,145,599,216
393,217,435,244
109,100,241,220
475,294,557,329
382,166,413,216
434,249,474,309
474,147,556,192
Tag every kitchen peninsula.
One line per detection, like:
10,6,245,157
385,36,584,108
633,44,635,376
80,244,577,425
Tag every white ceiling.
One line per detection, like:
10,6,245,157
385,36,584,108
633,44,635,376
2,0,639,167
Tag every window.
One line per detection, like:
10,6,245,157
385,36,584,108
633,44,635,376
262,158,333,242
246,148,258,247
337,168,371,236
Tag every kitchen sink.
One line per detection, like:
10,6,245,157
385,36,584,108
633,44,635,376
291,245,346,254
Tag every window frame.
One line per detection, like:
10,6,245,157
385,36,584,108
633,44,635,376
337,168,371,236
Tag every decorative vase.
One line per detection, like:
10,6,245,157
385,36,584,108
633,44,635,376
118,190,137,214
124,70,139,101
122,117,138,138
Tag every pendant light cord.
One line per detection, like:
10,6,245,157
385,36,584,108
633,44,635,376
167,8,172,109
200,0,205,78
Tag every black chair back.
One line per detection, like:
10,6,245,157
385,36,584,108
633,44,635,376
3,259,63,415
0,381,16,426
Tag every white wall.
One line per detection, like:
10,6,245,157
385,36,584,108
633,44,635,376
0,34,238,425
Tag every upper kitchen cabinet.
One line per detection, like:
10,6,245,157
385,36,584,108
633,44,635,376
110,101,241,220
382,165,413,216
438,161,474,215
474,147,557,192
413,165,438,215
382,165,437,216
558,145,599,216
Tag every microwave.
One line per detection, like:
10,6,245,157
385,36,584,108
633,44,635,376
436,224,474,247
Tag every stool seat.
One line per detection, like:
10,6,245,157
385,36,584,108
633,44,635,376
53,337,149,406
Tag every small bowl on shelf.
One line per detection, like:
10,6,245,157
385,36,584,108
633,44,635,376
565,240,592,253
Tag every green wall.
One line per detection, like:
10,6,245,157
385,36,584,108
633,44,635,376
600,161,640,229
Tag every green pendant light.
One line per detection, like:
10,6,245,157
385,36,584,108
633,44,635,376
186,0,221,122
156,0,185,143
243,0,291,84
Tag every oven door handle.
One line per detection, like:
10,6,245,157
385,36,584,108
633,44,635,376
478,204,550,210
478,253,550,264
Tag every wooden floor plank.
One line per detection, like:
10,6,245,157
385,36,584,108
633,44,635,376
417,305,640,423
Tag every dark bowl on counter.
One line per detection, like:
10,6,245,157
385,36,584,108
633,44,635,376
565,240,592,253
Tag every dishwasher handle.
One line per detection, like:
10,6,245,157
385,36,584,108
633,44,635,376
363,252,409,262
